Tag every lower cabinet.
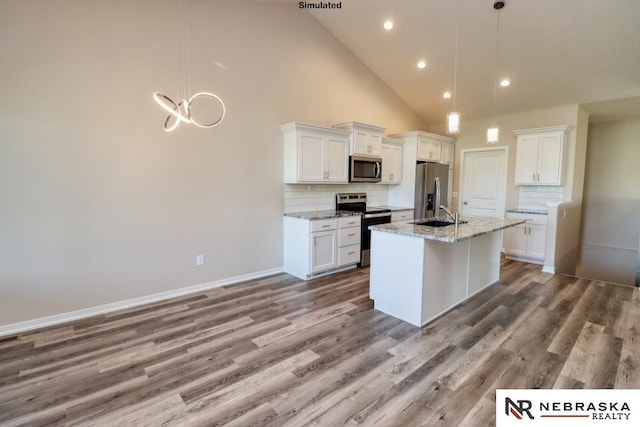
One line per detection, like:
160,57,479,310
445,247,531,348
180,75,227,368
504,212,547,264
391,209,414,222
284,215,361,280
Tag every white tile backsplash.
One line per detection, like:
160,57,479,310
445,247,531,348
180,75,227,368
283,183,389,213
518,185,565,210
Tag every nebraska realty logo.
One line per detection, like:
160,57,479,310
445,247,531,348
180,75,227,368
496,390,640,426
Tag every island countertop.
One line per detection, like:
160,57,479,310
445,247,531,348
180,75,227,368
369,216,526,243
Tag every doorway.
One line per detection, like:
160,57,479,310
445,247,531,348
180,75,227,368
459,147,508,218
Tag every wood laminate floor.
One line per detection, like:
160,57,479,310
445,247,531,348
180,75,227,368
1,259,639,426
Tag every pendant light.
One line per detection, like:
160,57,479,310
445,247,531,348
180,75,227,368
446,0,461,135
487,0,504,144
153,0,225,132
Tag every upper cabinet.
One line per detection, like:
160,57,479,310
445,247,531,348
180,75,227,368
440,142,455,167
380,137,404,184
417,137,442,162
513,125,569,186
282,122,349,184
333,121,385,157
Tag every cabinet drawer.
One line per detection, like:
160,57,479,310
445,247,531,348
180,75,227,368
338,244,360,266
506,212,547,225
338,226,360,247
338,216,361,228
391,210,414,222
310,218,338,232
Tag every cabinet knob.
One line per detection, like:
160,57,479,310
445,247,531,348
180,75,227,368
463,201,468,205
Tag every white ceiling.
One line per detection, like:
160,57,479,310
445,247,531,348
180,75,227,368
264,0,640,126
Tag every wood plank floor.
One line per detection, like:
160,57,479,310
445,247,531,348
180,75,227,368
1,259,639,426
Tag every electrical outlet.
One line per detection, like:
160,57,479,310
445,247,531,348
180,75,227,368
196,255,205,266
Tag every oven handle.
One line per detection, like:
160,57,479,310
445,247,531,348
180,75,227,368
364,212,392,219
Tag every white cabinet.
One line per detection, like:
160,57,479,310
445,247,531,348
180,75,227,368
504,212,548,264
513,125,569,185
391,209,414,222
333,121,385,157
417,137,442,162
284,215,361,280
380,137,404,184
282,122,349,184
440,142,454,166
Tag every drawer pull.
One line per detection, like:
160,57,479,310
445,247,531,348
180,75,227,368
322,224,331,228
348,251,355,255
348,233,355,236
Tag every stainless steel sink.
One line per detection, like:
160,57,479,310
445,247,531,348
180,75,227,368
413,219,468,227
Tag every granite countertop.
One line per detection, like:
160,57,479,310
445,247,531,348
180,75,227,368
505,208,548,215
369,215,526,243
284,210,362,220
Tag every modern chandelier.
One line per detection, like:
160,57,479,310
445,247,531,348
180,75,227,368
153,0,225,132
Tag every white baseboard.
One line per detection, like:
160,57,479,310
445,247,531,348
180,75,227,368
542,265,555,274
0,267,284,338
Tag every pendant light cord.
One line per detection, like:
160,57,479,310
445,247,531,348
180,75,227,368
491,10,501,127
452,0,460,112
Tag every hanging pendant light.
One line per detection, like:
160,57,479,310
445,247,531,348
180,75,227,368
153,0,225,132
487,0,504,144
447,0,461,135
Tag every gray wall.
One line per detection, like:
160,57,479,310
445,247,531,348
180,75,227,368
577,118,640,285
0,0,428,326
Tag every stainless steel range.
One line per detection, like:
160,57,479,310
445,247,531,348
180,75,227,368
336,193,391,267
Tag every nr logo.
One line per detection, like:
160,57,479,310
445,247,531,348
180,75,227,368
505,397,534,420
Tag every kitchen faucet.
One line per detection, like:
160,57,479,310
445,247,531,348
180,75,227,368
439,205,460,230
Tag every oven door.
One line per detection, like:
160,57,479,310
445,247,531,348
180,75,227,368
350,156,382,183
360,212,391,267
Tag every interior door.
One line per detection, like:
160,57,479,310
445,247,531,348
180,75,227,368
460,149,507,217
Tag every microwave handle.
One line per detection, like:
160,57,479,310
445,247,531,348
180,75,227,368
374,162,381,178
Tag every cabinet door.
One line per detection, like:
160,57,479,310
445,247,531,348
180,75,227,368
514,135,539,185
368,133,382,156
297,132,325,182
389,145,402,183
311,230,337,273
537,132,563,185
352,130,370,155
380,144,392,183
504,224,528,257
526,224,547,260
441,142,454,166
380,144,402,183
324,136,348,182
418,139,442,162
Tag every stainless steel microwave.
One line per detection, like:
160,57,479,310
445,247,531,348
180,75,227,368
349,156,382,183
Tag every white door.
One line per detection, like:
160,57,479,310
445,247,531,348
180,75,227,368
460,148,507,217
505,224,528,257
537,132,563,185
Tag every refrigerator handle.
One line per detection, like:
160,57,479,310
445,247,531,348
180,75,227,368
422,168,429,217
434,176,441,217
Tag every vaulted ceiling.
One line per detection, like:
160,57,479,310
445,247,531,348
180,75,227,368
266,0,640,125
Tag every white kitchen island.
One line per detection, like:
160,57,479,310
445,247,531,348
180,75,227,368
369,216,526,327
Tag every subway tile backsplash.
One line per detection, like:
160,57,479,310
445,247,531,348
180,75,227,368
284,184,389,213
518,185,565,210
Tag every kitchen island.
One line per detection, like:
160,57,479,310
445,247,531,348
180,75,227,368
369,216,526,327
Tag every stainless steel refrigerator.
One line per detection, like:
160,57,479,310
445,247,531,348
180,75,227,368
414,161,449,219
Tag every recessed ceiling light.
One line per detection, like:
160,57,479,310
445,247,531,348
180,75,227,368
383,20,394,30
417,60,427,69
443,91,452,99
500,79,510,87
